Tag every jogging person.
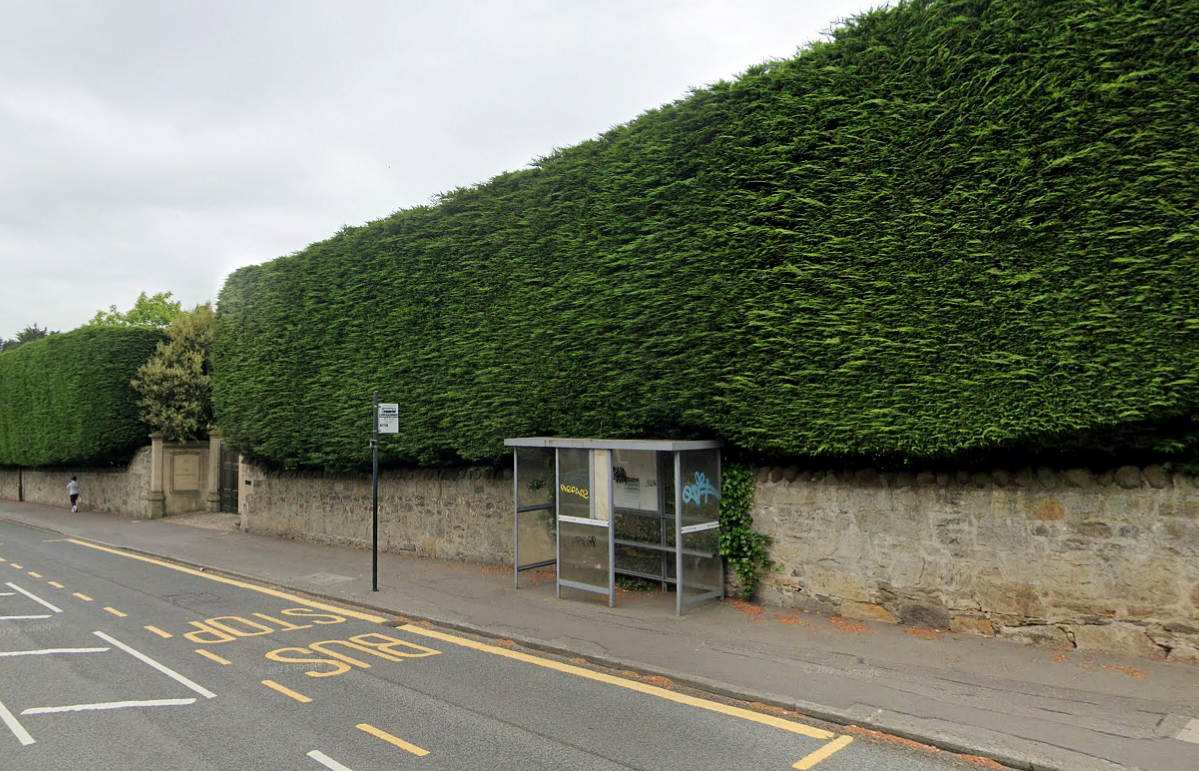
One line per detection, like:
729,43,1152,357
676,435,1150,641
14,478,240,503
67,476,80,512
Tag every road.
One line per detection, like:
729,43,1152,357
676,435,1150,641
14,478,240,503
0,519,1000,770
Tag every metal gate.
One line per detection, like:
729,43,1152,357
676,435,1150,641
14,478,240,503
218,443,239,513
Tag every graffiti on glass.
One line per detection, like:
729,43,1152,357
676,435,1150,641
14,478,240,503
682,472,719,505
561,484,590,501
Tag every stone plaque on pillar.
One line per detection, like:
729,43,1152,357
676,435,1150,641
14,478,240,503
172,453,202,492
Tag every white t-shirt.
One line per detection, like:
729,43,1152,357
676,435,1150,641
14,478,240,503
67,480,80,495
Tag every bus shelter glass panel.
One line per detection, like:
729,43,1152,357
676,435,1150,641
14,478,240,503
612,450,667,585
677,448,723,612
679,449,721,526
558,519,611,600
514,447,556,587
557,448,592,519
679,528,723,606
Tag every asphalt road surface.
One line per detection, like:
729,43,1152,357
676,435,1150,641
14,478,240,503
0,519,1002,770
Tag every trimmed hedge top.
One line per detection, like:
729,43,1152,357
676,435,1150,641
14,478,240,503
215,0,1199,470
0,327,164,466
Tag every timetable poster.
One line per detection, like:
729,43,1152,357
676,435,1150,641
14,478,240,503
612,450,659,511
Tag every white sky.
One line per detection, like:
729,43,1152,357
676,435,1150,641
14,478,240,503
0,0,879,337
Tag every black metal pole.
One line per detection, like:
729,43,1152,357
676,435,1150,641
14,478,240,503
372,390,379,592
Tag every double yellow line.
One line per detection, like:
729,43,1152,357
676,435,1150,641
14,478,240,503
65,538,853,768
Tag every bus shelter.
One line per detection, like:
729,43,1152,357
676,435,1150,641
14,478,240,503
504,437,724,615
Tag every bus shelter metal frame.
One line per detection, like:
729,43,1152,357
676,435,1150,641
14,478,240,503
505,437,724,616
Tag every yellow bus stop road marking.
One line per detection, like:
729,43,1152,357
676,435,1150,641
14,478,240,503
48,581,64,589
794,735,853,769
27,572,42,579
197,650,231,665
103,607,127,618
65,538,847,763
65,539,385,623
262,680,311,703
357,723,429,756
73,593,93,602
146,626,173,638
400,624,835,741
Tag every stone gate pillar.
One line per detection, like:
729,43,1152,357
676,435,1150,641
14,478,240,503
147,432,165,518
206,431,222,512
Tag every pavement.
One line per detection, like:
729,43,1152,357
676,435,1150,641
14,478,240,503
0,500,1195,771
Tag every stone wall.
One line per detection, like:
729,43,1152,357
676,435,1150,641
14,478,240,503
236,459,1199,661
752,464,1199,663
239,462,512,562
0,447,154,517
0,468,19,501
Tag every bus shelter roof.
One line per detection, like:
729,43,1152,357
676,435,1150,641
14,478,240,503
504,437,722,452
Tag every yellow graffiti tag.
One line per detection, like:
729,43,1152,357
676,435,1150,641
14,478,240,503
560,484,589,500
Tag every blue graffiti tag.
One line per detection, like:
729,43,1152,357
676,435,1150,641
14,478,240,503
682,472,720,505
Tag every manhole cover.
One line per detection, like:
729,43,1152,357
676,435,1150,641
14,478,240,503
161,591,227,609
297,572,356,586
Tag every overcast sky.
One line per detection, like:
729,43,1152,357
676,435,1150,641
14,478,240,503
1,0,878,338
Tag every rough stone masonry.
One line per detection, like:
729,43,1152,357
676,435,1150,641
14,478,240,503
154,459,1199,663
752,464,1199,663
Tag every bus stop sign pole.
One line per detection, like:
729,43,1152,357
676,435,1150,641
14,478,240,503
370,395,401,593
372,390,379,592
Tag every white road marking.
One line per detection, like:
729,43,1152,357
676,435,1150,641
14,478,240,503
22,698,196,715
0,695,35,746
307,750,356,771
93,631,216,699
6,583,62,613
1177,718,1199,744
0,616,51,622
0,592,14,596
0,648,109,658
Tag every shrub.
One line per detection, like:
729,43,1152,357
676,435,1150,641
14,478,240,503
215,0,1199,470
132,304,214,442
0,327,164,466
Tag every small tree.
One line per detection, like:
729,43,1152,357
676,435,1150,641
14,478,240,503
0,324,56,354
131,304,214,441
88,292,182,328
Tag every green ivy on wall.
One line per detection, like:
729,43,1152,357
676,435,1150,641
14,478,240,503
718,464,772,600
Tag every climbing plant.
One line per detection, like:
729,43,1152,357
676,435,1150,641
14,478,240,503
718,464,772,600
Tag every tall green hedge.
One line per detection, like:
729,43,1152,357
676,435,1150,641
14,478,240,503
215,0,1199,470
0,327,164,466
